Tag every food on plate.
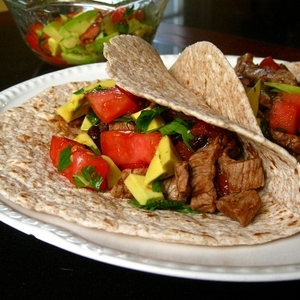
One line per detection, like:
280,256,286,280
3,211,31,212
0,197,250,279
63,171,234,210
25,7,156,66
1,36,300,246
233,53,300,161
53,80,265,226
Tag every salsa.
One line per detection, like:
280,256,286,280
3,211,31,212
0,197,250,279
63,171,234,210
25,7,156,67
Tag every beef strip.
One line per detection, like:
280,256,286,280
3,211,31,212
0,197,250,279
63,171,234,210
234,53,298,87
218,153,264,193
188,138,222,213
108,121,135,131
162,161,191,203
110,168,147,199
216,190,262,227
271,129,300,156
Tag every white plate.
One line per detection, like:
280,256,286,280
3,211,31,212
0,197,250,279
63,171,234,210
1,55,300,282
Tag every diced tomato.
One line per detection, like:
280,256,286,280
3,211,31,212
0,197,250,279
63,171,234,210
25,23,44,54
259,56,280,71
270,100,299,134
270,93,300,134
110,7,127,24
100,131,162,169
50,136,78,172
85,86,140,123
80,23,101,44
174,141,193,161
50,136,109,190
132,9,145,21
215,169,229,198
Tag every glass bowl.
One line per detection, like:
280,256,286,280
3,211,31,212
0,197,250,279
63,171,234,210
4,0,168,67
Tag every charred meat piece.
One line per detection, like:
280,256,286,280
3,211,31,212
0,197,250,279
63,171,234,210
108,121,135,131
162,161,191,203
216,190,262,227
218,153,264,193
188,138,222,213
110,168,147,199
235,53,298,88
271,129,300,156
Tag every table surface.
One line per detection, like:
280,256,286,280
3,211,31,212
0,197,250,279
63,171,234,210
1,11,300,298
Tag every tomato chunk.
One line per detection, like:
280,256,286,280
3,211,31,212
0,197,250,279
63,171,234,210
259,56,280,71
270,101,299,134
50,136,109,190
100,131,162,169
270,93,300,135
85,86,140,123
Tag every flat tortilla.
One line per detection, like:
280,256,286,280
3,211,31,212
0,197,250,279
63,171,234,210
0,37,300,246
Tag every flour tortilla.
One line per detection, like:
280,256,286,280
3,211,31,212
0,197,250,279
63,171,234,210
169,41,263,136
1,37,300,246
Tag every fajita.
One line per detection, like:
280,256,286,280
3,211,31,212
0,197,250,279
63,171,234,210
0,35,300,246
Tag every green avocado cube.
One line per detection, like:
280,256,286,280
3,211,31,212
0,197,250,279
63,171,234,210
124,174,164,205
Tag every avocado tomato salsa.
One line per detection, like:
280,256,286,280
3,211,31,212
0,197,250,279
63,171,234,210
25,6,156,67
50,80,247,215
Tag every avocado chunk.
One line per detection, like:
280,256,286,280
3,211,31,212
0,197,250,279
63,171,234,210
73,132,99,153
102,155,122,189
144,136,181,185
124,174,164,205
43,20,64,42
62,10,99,36
57,80,115,123
48,37,61,56
56,82,99,122
61,49,98,65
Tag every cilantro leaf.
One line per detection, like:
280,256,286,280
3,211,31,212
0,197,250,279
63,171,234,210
135,106,168,133
114,116,134,122
73,166,104,191
116,22,129,34
86,108,99,126
159,118,194,151
74,84,109,95
129,199,200,214
58,146,72,171
124,5,134,18
152,180,164,193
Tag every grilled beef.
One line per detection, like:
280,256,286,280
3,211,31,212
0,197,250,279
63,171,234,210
162,161,191,203
271,129,300,157
108,121,135,131
218,153,264,193
235,53,298,88
216,190,262,227
188,138,222,213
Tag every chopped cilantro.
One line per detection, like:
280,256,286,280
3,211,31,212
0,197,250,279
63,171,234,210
152,180,164,193
129,199,200,214
116,22,129,34
74,84,109,95
73,166,104,191
114,116,134,122
86,108,99,126
159,118,194,151
135,106,168,133
58,146,72,171
124,5,135,18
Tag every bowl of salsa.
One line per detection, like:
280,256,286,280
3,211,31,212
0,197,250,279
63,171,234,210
5,0,168,67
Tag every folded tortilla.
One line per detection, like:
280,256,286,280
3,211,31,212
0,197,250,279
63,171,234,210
0,36,300,246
